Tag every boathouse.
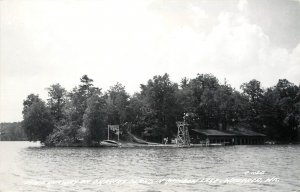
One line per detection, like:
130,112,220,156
190,128,266,145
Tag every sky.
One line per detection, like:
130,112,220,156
0,0,300,122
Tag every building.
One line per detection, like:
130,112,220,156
190,128,266,145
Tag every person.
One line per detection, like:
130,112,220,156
164,137,168,144
206,138,210,146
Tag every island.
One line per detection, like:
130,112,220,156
17,74,300,147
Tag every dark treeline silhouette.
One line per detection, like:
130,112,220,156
21,74,300,146
0,122,27,141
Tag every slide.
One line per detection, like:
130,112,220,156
126,132,158,145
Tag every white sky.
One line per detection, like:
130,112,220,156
1,0,300,122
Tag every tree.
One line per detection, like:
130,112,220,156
261,79,299,142
68,75,100,126
22,98,54,142
241,79,263,104
140,73,181,139
177,77,193,115
20,73,300,145
83,94,107,142
79,75,98,97
209,84,244,130
126,93,145,135
184,74,220,129
240,79,264,132
105,83,130,125
0,122,27,141
46,84,67,123
22,94,42,115
176,74,246,131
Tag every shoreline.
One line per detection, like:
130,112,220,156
40,141,300,148
2,140,300,147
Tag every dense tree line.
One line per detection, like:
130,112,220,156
0,122,27,141
21,74,300,145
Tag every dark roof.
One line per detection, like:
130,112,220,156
191,129,235,136
227,129,266,137
191,129,266,137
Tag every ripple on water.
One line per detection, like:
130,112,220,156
1,142,300,191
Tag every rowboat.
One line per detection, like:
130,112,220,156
99,140,121,147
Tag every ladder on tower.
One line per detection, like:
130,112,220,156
176,121,190,147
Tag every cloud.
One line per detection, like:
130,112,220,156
1,0,300,122
237,0,248,12
155,7,300,88
287,43,300,82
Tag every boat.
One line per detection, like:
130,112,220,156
99,140,121,147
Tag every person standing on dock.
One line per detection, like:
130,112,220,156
164,137,168,144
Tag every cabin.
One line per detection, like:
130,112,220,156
190,128,266,145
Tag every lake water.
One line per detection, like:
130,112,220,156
0,142,300,192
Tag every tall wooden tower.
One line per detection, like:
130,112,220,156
176,121,190,147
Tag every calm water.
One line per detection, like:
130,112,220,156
0,142,300,192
